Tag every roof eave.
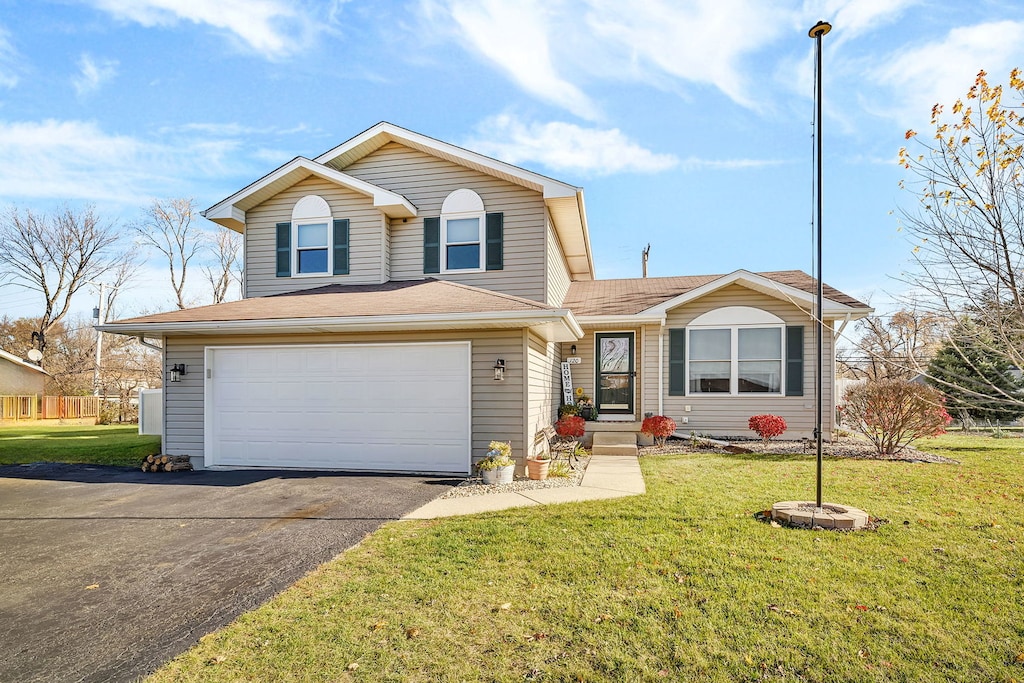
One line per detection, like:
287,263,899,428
99,309,583,343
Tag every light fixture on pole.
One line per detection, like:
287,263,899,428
809,19,830,512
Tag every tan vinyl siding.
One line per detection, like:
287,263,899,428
244,177,384,297
163,330,525,465
343,142,547,302
559,328,643,416
545,212,572,306
526,332,561,457
649,283,832,438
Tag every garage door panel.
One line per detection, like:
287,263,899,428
209,344,470,473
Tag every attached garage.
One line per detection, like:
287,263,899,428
204,342,471,473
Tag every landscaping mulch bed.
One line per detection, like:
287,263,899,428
640,436,959,464
439,452,592,499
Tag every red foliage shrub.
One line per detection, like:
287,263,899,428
641,415,677,447
842,380,952,455
554,415,586,439
748,414,788,443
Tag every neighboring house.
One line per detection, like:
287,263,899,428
100,122,872,474
0,349,47,396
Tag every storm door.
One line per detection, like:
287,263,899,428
595,332,635,415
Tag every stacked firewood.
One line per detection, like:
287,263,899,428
141,454,193,472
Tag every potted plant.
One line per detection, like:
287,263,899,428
526,448,550,480
477,440,515,484
577,395,595,421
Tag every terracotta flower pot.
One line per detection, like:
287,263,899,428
527,458,550,480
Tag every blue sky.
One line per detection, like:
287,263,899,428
1,0,1023,321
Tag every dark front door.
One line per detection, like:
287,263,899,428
595,332,635,415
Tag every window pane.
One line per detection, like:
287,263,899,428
446,244,480,270
298,248,327,273
599,337,631,373
446,217,480,244
297,223,328,248
739,361,781,392
689,360,731,393
739,328,781,359
689,329,730,360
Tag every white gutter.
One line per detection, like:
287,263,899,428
136,336,163,351
833,312,852,339
101,309,584,342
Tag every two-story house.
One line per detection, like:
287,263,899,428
101,122,872,474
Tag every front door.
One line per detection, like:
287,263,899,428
595,332,635,415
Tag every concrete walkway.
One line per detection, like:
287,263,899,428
403,455,645,519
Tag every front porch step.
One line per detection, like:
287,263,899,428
591,431,639,456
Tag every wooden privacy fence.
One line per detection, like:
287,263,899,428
1,395,101,421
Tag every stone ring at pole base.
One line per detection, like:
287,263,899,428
771,501,869,530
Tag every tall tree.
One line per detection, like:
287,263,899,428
203,228,242,304
927,321,1024,423
898,68,1024,413
838,309,944,380
134,198,202,310
0,205,131,358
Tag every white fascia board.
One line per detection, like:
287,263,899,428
315,122,580,200
638,270,865,317
0,349,48,375
574,314,666,327
202,157,417,230
99,309,582,342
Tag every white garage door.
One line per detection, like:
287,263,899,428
206,343,471,473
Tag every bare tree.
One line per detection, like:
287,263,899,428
0,205,131,358
203,229,242,304
134,198,203,310
839,309,944,380
898,68,1024,412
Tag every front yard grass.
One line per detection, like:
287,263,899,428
0,424,160,467
151,434,1024,682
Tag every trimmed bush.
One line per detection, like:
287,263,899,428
748,414,788,444
554,415,586,440
641,415,677,447
843,379,952,455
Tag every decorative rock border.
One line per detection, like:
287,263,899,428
771,500,870,530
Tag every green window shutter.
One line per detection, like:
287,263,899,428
332,219,349,275
275,222,291,277
423,217,440,274
786,326,804,396
669,328,686,396
485,212,503,271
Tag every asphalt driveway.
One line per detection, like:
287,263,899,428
0,463,455,682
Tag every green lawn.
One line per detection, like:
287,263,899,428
150,435,1024,682
0,424,161,467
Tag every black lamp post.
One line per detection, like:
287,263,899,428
809,20,831,511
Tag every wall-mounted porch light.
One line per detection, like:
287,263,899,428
493,358,506,381
570,344,577,355
168,363,188,383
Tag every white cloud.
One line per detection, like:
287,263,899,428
466,115,677,176
0,119,249,205
87,0,318,59
0,25,20,89
444,0,599,120
800,0,919,43
868,20,1024,127
583,0,792,110
72,54,118,95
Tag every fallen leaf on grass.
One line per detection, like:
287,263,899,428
1015,652,1024,664
595,614,613,623
405,628,420,639
208,655,227,665
855,605,869,611
497,602,512,611
85,584,99,590
770,520,782,528
898,557,909,563
347,663,359,671
527,632,548,641
370,621,387,631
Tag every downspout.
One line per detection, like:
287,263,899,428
136,336,163,351
658,322,665,416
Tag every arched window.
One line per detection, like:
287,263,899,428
686,306,786,394
291,195,332,275
440,188,485,271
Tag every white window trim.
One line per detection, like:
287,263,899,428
291,195,332,278
440,188,486,273
686,323,786,397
